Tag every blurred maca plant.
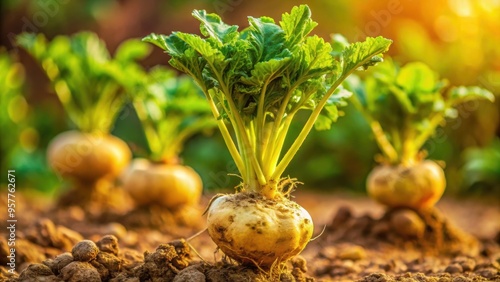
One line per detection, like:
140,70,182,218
17,32,151,214
122,67,217,210
346,59,495,210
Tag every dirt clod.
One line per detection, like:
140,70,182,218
451,256,476,272
173,265,206,282
25,219,83,252
72,240,99,262
43,252,73,275
17,263,55,282
444,263,463,273
60,261,101,282
96,235,119,256
390,209,425,239
475,267,498,279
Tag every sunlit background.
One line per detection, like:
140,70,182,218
1,0,499,196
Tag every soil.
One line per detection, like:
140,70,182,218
1,191,499,282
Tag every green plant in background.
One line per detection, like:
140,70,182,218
122,67,217,210
462,138,500,194
0,48,30,169
17,32,150,214
346,59,495,210
145,5,391,269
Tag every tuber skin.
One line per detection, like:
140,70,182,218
48,130,131,183
207,193,313,268
122,158,202,209
366,160,445,210
47,130,132,213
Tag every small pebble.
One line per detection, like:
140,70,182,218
96,235,119,255
44,252,73,274
390,209,425,239
319,246,337,260
452,256,476,272
60,261,101,282
72,240,99,262
338,245,367,261
445,263,463,274
475,267,497,279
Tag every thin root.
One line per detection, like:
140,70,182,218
186,228,207,241
310,224,327,241
202,193,226,215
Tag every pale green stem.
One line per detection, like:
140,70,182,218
271,76,346,180
265,116,293,178
401,118,417,166
216,79,267,187
413,113,445,153
161,119,214,161
369,121,398,164
204,91,246,180
349,94,399,163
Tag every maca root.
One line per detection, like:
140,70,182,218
327,206,478,256
206,192,314,269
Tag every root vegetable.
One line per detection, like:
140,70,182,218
207,193,313,267
347,61,494,210
17,32,149,214
145,5,391,268
48,131,131,183
122,158,202,209
122,67,215,209
367,160,445,210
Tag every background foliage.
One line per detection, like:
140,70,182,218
1,0,499,195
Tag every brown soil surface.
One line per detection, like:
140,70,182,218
1,191,499,281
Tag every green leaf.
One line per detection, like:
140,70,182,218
315,87,351,130
192,9,239,44
341,36,392,75
300,35,335,76
240,58,291,86
280,5,317,47
395,62,437,93
142,33,169,52
246,16,290,63
17,32,146,133
330,33,350,57
115,39,151,62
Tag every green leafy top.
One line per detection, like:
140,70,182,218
346,60,495,165
144,5,391,198
17,32,151,133
132,67,216,163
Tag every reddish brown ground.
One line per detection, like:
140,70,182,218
1,191,499,281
